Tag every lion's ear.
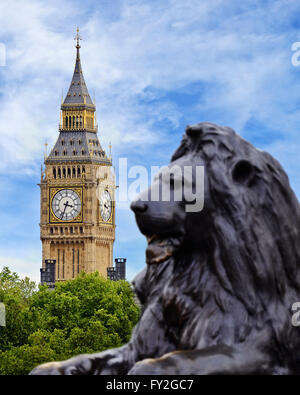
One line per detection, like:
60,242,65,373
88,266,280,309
186,124,205,138
232,160,255,185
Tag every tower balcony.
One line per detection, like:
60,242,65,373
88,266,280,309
59,124,98,133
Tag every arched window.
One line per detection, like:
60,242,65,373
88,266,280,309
63,167,66,178
58,168,61,178
65,116,68,128
63,150,67,156
73,167,76,177
73,116,75,128
80,116,83,128
81,150,85,156
67,167,71,177
76,116,79,128
53,168,56,179
69,116,71,128
77,166,81,177
54,150,58,156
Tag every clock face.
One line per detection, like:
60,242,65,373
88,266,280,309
51,189,81,221
100,190,112,222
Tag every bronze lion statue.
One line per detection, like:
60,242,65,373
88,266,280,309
31,122,300,375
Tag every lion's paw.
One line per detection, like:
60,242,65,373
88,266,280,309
29,361,66,375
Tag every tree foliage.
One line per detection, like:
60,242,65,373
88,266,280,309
0,267,140,375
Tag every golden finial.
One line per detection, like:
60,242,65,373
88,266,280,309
74,27,82,49
109,142,112,159
44,140,48,160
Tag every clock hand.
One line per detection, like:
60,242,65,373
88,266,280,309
61,201,73,219
61,202,68,219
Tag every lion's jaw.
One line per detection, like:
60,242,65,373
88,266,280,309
145,233,184,264
131,199,186,265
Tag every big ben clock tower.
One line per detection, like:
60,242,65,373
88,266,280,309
39,29,115,281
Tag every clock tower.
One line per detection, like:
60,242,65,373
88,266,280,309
39,29,115,281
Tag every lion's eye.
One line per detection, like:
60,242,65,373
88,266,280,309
232,160,254,184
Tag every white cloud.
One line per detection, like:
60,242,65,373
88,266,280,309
0,253,41,284
0,0,298,175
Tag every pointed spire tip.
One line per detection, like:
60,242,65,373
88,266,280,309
74,27,82,49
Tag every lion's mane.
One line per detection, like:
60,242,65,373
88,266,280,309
134,123,300,371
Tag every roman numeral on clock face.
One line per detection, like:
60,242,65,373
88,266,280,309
100,190,112,222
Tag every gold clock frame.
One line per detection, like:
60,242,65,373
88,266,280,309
49,186,83,224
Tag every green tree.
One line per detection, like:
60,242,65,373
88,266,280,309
0,268,140,375
0,267,38,351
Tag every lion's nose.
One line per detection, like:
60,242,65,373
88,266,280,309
130,200,148,214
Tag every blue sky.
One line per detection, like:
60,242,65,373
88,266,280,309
0,0,300,282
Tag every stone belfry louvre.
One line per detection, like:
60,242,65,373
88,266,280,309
39,29,115,281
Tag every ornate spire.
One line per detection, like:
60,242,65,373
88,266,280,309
47,30,111,165
62,28,94,107
75,27,81,49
